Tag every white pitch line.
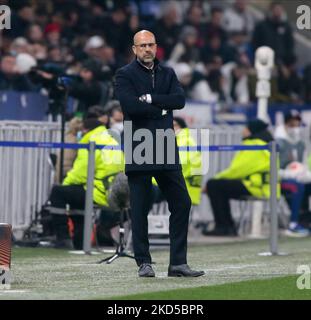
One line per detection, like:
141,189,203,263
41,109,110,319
0,290,28,294
204,264,263,272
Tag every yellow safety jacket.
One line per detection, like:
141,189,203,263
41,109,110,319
215,138,280,198
63,126,124,206
175,128,203,205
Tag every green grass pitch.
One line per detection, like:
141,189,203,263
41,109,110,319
1,237,311,300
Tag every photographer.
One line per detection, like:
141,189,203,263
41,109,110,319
29,59,106,117
67,59,103,115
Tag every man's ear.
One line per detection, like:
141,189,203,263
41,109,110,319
132,45,136,56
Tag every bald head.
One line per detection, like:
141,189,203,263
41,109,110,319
133,30,156,45
132,30,157,67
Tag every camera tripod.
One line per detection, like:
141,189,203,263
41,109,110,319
97,207,135,264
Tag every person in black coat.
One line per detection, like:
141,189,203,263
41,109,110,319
115,30,204,278
252,2,294,65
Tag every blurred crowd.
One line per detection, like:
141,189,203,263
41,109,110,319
0,0,311,119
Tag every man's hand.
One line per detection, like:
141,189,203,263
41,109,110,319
139,94,152,103
139,94,167,115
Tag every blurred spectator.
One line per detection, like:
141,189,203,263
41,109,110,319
203,55,225,101
27,24,44,44
201,34,237,65
223,0,256,36
109,104,124,136
184,4,207,48
229,31,253,62
174,62,219,102
67,59,103,115
152,1,182,59
44,23,62,46
55,117,83,184
277,55,303,104
5,2,35,38
275,111,309,236
100,5,136,57
130,0,161,29
83,35,117,72
221,60,250,104
205,7,227,45
275,110,305,169
0,54,36,91
169,26,201,67
252,1,294,65
47,45,63,63
29,43,48,61
303,64,311,104
9,37,30,55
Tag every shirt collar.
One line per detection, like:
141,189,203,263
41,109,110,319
136,58,154,70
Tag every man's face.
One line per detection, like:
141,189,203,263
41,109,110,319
286,119,300,129
235,0,247,12
0,56,17,75
188,6,202,24
271,4,284,21
80,68,93,81
132,33,157,65
242,127,251,138
212,11,222,26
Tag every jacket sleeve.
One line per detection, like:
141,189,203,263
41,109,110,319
62,149,88,186
151,69,186,110
115,68,162,119
215,149,269,180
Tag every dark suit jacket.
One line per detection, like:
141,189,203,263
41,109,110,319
115,59,185,173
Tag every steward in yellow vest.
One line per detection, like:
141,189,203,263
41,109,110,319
203,119,278,237
49,118,124,249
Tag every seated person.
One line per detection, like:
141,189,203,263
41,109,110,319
203,119,277,236
47,117,124,249
275,110,309,236
150,117,203,208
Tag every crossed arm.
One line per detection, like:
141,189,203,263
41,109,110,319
115,68,185,119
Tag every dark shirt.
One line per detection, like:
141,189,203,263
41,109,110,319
252,18,294,64
0,72,37,91
115,58,185,173
152,19,181,59
68,80,102,114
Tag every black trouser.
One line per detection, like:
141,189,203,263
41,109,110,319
207,179,251,229
49,185,86,248
127,169,192,266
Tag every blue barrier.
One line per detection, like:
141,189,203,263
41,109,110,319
0,91,49,121
0,91,78,121
0,140,270,151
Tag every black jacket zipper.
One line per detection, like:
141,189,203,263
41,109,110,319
151,69,155,90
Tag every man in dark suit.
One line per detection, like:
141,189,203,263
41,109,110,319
115,30,204,278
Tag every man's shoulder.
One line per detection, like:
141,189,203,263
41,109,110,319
158,62,173,72
158,63,175,76
116,60,137,75
117,63,133,75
